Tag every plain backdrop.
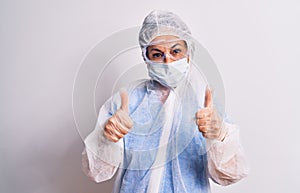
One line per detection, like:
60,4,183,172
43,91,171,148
1,0,300,193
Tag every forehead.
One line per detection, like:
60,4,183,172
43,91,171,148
148,35,186,48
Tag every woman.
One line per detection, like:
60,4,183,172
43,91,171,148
82,10,249,193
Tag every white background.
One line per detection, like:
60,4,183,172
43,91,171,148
1,0,300,193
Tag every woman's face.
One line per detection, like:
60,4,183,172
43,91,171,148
146,35,188,64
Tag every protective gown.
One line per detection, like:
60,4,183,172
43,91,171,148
81,10,249,193
81,67,248,193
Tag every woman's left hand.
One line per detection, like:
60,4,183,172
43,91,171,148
195,88,223,140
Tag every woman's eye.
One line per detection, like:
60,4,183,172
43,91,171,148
152,53,163,58
172,49,181,54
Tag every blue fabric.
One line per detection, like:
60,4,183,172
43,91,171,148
110,80,210,193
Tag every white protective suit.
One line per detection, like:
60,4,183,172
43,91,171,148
82,10,249,193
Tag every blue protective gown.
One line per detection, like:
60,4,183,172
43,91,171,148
107,80,210,193
82,77,248,193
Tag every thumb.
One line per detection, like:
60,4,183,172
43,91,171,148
120,90,129,113
204,86,213,108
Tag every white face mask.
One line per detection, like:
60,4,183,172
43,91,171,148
146,57,190,88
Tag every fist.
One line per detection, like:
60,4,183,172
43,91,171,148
104,91,133,142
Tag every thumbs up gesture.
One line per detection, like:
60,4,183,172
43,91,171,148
195,87,224,141
104,91,133,142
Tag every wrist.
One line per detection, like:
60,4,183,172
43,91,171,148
217,120,228,142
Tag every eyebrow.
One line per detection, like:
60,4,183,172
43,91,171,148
149,43,183,53
171,43,182,49
149,48,163,53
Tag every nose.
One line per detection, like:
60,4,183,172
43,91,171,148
164,53,174,64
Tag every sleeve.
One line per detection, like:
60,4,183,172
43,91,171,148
81,97,124,183
206,122,250,186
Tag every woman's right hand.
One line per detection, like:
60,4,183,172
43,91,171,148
104,91,133,142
